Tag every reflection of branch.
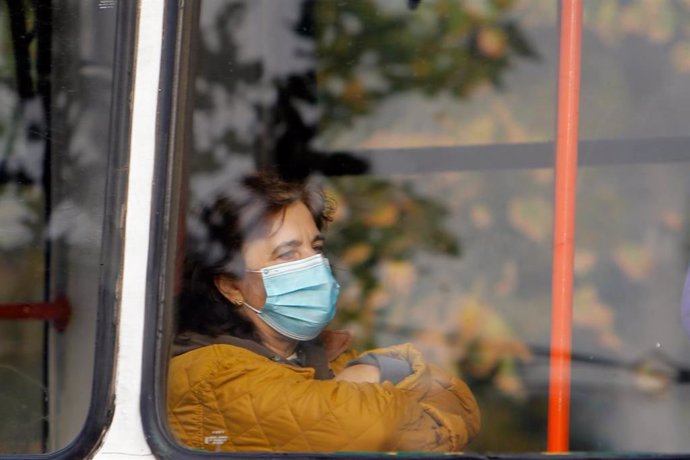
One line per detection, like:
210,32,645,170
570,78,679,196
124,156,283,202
408,0,421,10
0,364,45,390
6,0,35,99
35,0,52,114
529,345,690,385
374,320,690,387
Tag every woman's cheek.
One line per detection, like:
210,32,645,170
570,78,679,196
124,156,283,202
242,277,267,309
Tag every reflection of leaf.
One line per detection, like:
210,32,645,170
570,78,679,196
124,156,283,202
315,0,538,130
508,196,551,242
340,242,372,266
672,41,690,73
660,208,683,231
329,176,461,342
0,187,39,249
455,298,532,398
573,285,622,351
477,27,507,58
495,360,525,398
362,203,398,228
365,287,390,312
613,242,654,282
471,204,493,229
464,115,496,143
494,260,517,297
573,249,597,275
412,330,452,366
380,260,416,296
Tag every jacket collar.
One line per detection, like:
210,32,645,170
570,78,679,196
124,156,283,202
172,329,353,380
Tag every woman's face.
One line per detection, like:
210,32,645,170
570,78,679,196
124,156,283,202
235,200,324,309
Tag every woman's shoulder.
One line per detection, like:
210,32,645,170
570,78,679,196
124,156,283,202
169,343,264,386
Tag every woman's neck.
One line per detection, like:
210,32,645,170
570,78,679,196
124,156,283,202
249,313,299,358
261,332,299,358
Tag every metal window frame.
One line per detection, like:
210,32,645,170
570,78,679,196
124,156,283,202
0,1,135,459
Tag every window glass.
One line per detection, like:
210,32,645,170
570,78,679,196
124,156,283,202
570,162,690,452
572,2,690,451
176,0,557,454
580,1,690,141
0,1,120,454
168,0,690,455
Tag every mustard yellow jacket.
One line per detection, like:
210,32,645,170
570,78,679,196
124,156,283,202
168,332,480,453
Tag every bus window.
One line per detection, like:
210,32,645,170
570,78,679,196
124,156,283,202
565,0,690,451
147,0,690,457
0,1,128,455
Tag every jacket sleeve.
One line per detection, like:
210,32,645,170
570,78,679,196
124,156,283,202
366,343,481,451
195,344,479,452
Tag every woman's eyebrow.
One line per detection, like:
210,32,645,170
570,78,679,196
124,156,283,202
271,234,325,257
271,240,301,257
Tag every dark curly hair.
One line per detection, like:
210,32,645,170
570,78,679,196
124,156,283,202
177,170,334,338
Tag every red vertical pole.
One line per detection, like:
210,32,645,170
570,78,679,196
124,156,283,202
548,0,582,453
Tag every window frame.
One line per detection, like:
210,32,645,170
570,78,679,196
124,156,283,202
0,1,135,459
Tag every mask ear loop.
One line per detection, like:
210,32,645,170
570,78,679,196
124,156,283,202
238,268,264,314
229,299,243,308
242,301,261,314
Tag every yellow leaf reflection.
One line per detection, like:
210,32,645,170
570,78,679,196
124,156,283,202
455,298,532,398
660,208,683,231
508,196,552,242
477,27,508,58
573,249,598,275
613,242,654,282
494,261,517,298
672,41,690,73
365,287,391,312
573,286,622,351
470,204,493,230
338,284,363,313
380,260,416,296
362,203,399,228
340,243,373,266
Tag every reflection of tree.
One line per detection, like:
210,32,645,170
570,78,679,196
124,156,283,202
325,176,459,345
192,0,538,177
191,0,690,453
0,1,48,454
313,0,536,130
191,0,536,353
191,0,538,419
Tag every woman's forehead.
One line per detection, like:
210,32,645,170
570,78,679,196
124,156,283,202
265,202,318,239
243,202,318,252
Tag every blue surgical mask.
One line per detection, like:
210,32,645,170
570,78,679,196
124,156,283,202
243,254,340,341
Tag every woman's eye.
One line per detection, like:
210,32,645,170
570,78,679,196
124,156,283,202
278,250,298,260
313,245,324,254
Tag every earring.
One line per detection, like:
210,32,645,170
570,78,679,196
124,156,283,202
231,299,244,307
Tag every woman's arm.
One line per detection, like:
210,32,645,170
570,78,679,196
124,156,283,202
174,347,476,452
169,343,479,452
340,343,481,448
333,363,380,383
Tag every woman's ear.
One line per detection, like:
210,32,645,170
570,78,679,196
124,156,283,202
214,275,243,306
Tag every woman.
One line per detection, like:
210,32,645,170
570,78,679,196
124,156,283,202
168,170,480,452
